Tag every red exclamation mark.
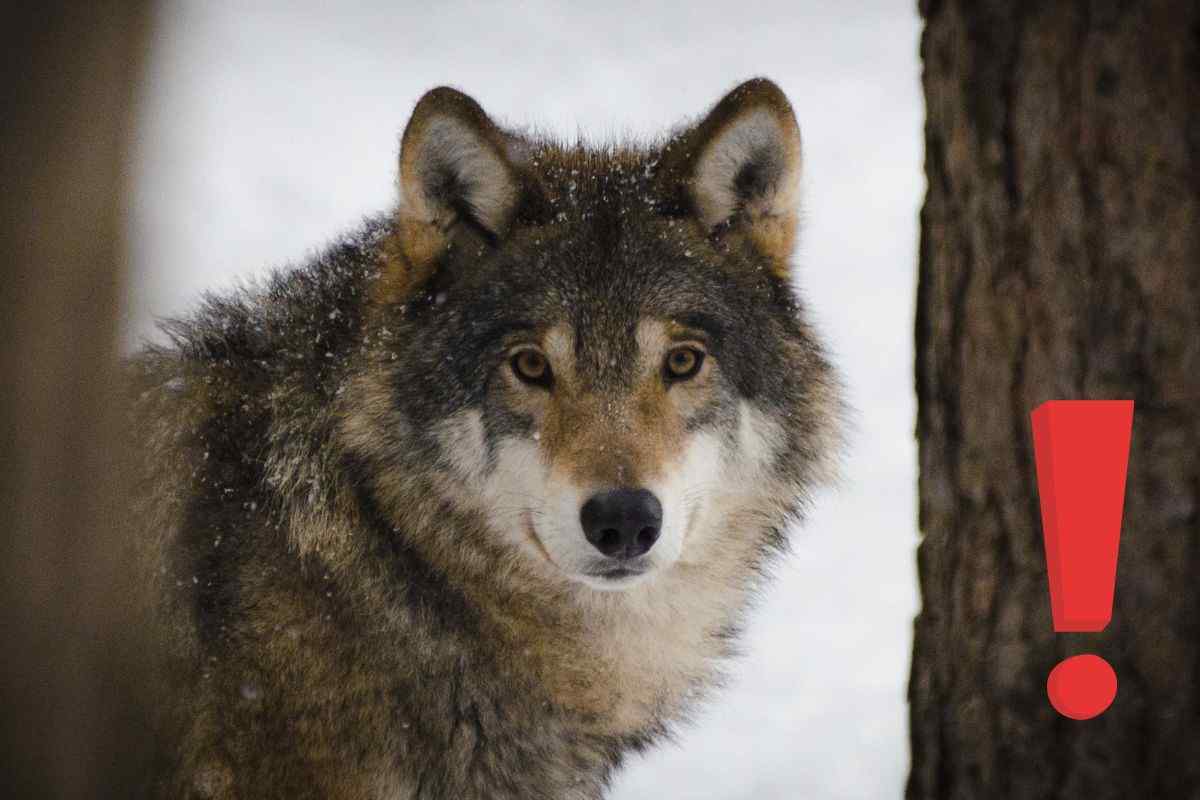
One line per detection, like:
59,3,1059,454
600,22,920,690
1030,400,1133,720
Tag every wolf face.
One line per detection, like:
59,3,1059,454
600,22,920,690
342,79,839,598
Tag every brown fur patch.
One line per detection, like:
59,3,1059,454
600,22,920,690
527,320,709,492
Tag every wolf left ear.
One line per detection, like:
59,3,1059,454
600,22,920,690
662,78,803,275
395,87,524,275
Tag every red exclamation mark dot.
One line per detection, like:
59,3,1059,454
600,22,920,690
1031,400,1133,720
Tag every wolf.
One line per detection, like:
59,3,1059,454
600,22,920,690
128,77,842,799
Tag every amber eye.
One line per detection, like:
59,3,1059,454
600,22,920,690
511,349,552,387
664,346,705,382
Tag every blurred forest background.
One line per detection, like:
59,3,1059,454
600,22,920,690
7,2,1196,799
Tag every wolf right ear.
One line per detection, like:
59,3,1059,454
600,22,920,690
395,87,525,274
660,79,803,276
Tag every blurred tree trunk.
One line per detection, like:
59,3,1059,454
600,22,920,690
0,4,154,798
910,1,1200,799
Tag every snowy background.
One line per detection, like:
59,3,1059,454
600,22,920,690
127,2,923,797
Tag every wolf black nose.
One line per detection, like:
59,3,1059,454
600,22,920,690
580,488,663,559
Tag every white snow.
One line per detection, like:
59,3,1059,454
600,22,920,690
128,2,923,797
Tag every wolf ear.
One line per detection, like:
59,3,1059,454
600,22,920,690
662,78,803,274
395,87,523,271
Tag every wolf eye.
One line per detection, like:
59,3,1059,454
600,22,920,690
511,349,552,387
664,346,704,382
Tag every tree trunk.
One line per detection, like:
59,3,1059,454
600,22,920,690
910,1,1200,799
0,4,154,797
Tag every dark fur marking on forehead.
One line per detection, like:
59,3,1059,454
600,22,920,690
672,311,725,344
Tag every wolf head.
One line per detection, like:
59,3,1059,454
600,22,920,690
340,79,840,595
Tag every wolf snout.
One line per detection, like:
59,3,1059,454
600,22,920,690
579,488,663,559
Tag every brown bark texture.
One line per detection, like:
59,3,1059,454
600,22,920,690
0,4,154,798
911,1,1200,798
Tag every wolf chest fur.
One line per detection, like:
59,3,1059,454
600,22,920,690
131,77,841,799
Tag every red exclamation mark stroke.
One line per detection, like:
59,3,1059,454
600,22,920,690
1030,400,1133,720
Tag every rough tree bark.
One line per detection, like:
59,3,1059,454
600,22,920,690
1,4,153,797
911,1,1200,799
